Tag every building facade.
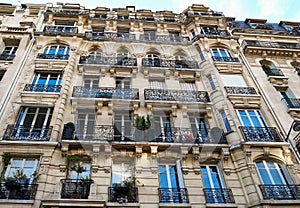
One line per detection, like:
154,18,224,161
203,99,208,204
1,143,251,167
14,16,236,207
0,2,299,208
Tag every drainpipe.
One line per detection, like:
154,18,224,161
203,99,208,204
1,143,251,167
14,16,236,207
0,33,35,122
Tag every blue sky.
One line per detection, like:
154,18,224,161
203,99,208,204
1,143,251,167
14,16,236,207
7,0,300,23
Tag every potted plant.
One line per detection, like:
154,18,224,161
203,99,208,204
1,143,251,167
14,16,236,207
134,115,152,131
114,177,136,202
4,169,27,190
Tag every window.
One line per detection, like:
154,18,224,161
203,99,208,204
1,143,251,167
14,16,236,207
0,69,5,81
145,54,160,67
260,61,283,76
69,162,91,180
14,107,53,139
256,160,296,200
221,75,247,87
5,158,39,184
115,77,132,99
112,162,133,186
210,48,234,62
77,112,96,140
143,29,156,40
220,110,231,132
180,80,196,91
280,88,298,108
29,72,62,92
236,110,266,127
148,112,173,142
150,80,166,89
189,114,208,142
83,50,102,64
82,77,99,97
41,45,70,60
159,161,187,203
114,111,133,141
201,165,234,203
201,26,218,35
0,46,18,60
208,76,216,91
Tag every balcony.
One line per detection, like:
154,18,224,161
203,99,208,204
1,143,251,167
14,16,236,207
225,86,257,95
212,56,239,62
144,89,210,103
0,53,15,61
259,185,300,200
203,188,235,204
141,58,198,69
242,40,300,51
36,53,69,60
108,186,138,203
85,32,136,41
43,26,78,35
72,87,139,100
140,34,189,44
24,84,61,93
200,29,231,37
0,183,38,200
158,188,189,203
3,125,53,141
79,56,137,67
239,126,282,142
282,98,300,109
61,179,93,199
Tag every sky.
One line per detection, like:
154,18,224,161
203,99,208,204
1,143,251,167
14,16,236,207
4,0,300,23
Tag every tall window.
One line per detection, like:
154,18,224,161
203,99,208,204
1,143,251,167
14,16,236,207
69,162,91,180
114,111,133,141
145,54,160,67
77,112,96,140
5,158,39,184
148,112,173,142
201,26,218,35
159,161,187,203
150,80,166,89
210,48,234,62
221,74,247,87
220,110,231,132
207,76,216,91
180,80,196,91
29,72,62,92
84,50,102,64
236,110,266,127
0,69,5,81
189,115,208,142
112,162,133,186
15,107,53,139
115,77,132,99
82,77,99,97
280,88,298,108
41,45,70,60
0,46,18,60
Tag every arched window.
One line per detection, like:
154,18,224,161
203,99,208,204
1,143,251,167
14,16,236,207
260,60,284,76
85,50,102,64
143,53,160,67
210,48,235,62
38,45,70,60
291,61,300,76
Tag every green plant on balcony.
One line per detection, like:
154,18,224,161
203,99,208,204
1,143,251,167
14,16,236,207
114,176,136,202
134,115,152,131
4,169,27,191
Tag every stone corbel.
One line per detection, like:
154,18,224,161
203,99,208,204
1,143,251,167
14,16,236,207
71,101,77,114
133,103,139,116
192,146,200,160
103,166,111,173
245,148,252,163
283,148,292,164
263,147,270,157
108,103,113,115
61,143,69,157
92,165,99,173
136,146,143,158
59,165,67,173
248,163,256,174
221,148,231,175
181,146,189,160
195,72,201,81
182,105,187,118
150,145,158,158
172,105,177,117
147,104,152,115
96,102,103,115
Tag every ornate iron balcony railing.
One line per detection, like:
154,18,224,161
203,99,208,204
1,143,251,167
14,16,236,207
108,186,138,203
72,86,139,100
76,125,113,141
60,179,93,199
200,29,231,37
0,183,38,200
242,40,300,50
79,56,137,66
259,184,300,200
224,86,257,95
203,188,235,204
36,53,69,60
3,125,52,141
144,89,210,103
43,26,78,34
158,188,189,203
141,58,198,69
281,98,300,108
0,54,15,61
85,32,136,41
24,84,61,93
212,56,240,62
239,126,282,142
140,34,189,43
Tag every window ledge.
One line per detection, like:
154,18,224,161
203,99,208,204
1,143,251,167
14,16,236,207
159,203,191,208
0,199,34,204
205,203,237,208
106,202,140,207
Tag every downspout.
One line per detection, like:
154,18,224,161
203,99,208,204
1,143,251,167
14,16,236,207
0,32,35,122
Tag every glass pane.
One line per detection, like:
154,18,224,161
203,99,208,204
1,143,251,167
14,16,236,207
169,166,178,189
201,167,211,188
249,111,264,127
238,110,251,126
210,166,221,188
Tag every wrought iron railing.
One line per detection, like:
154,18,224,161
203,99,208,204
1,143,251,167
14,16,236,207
46,8,89,15
203,188,235,204
281,98,300,108
75,125,113,141
140,34,189,43
72,86,139,100
242,40,300,50
23,84,61,93
79,56,137,66
158,188,189,203
85,32,136,41
36,53,69,60
239,126,282,142
0,54,15,61
144,89,210,103
200,29,231,37
0,183,38,200
224,86,257,95
108,186,138,203
60,179,93,199
3,125,53,141
43,25,78,34
259,184,300,200
212,56,240,62
141,58,198,69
